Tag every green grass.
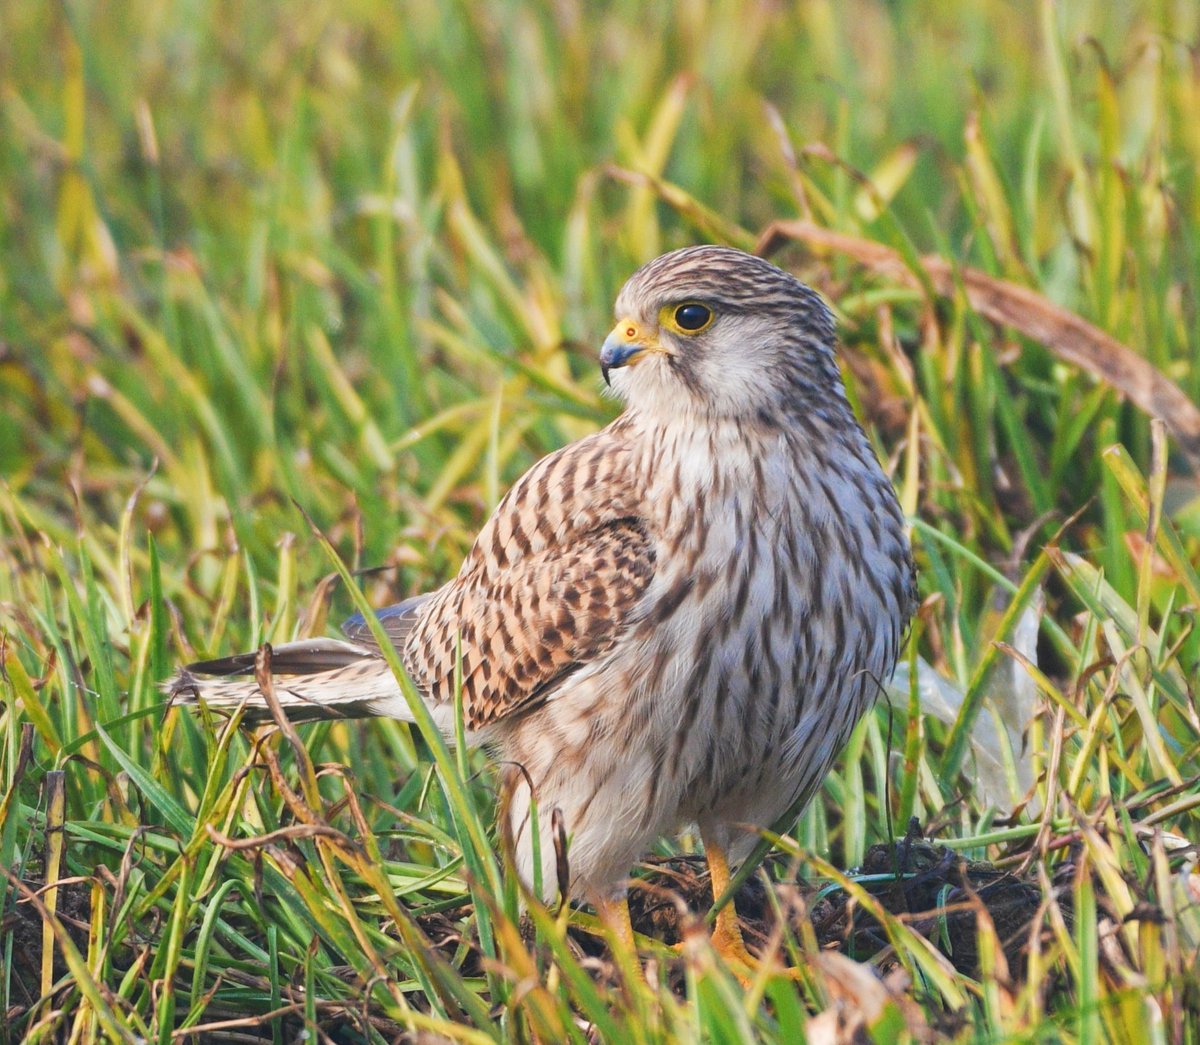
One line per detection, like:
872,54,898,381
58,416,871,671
2,0,1199,1040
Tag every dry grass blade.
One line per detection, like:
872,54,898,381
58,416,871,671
39,770,65,999
756,220,1200,473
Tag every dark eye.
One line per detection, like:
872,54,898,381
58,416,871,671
674,303,712,331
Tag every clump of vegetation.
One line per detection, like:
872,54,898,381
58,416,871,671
2,2,1198,1041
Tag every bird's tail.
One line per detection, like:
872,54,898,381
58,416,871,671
166,638,419,724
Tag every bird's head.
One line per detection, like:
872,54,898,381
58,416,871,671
601,245,843,423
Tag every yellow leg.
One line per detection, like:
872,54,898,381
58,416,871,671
595,893,636,953
703,833,760,968
700,834,802,979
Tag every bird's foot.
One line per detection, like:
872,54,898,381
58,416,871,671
678,906,803,984
690,833,803,982
595,894,637,954
594,894,667,982
710,906,763,969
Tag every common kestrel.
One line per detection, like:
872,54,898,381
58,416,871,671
171,245,916,963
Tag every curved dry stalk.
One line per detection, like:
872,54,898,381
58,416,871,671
757,219,1200,474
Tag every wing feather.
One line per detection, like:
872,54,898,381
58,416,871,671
176,427,653,734
341,593,433,651
403,428,653,729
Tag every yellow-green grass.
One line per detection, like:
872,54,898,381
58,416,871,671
2,1,1198,1040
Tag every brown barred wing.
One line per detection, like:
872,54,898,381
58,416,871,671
403,517,655,730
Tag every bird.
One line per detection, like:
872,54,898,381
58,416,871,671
170,245,917,966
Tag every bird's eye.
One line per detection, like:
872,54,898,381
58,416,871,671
672,302,713,332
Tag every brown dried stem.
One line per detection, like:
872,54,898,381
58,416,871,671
757,220,1200,474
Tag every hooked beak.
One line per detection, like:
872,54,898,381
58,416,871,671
600,319,661,386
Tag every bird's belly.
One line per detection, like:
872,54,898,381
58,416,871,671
643,598,814,825
633,535,893,831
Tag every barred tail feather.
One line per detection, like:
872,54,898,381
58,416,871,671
166,638,438,726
